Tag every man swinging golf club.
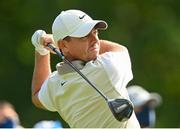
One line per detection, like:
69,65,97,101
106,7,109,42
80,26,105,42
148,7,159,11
31,9,140,128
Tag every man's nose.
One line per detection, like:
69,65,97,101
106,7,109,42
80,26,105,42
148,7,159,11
90,33,98,43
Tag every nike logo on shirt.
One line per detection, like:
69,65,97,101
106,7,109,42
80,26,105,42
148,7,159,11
61,81,67,86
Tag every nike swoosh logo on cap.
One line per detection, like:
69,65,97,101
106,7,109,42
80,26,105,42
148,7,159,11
79,15,86,19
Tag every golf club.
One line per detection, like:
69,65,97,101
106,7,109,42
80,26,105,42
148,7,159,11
47,43,133,122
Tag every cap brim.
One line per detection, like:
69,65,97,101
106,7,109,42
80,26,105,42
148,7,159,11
69,20,107,38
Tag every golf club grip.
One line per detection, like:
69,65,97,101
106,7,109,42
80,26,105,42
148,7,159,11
47,43,109,101
47,44,65,59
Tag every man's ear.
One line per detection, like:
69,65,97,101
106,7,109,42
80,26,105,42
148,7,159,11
58,40,69,54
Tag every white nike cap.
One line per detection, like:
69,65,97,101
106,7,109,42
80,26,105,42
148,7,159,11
127,85,162,108
52,9,108,46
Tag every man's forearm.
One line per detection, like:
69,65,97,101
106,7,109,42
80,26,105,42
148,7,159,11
99,40,126,54
31,52,51,96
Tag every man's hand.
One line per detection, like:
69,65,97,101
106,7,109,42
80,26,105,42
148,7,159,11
31,30,54,55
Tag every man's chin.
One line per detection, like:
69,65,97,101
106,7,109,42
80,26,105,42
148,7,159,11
87,54,98,61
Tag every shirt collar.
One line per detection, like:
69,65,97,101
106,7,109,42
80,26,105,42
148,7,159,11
56,60,86,75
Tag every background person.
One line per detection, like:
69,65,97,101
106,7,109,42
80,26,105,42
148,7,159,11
127,85,162,128
33,120,62,128
31,9,140,128
0,100,23,128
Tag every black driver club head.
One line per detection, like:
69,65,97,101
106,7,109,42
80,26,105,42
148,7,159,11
107,98,134,122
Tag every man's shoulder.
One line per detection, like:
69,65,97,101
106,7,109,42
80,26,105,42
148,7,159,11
99,47,128,58
48,71,60,83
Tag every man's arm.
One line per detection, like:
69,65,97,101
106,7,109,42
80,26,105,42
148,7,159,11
99,40,126,54
31,30,54,109
31,52,51,109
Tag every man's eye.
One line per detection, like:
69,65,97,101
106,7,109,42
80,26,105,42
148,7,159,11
94,30,98,35
80,30,98,40
80,34,89,39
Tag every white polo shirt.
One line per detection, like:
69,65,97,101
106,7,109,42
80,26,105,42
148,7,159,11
38,48,140,128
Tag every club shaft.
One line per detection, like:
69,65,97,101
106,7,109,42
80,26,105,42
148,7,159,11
47,44,108,101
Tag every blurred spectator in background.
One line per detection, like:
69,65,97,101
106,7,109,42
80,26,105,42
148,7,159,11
0,100,23,128
33,120,62,128
127,85,162,128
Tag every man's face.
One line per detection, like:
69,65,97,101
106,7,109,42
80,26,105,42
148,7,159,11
62,28,100,62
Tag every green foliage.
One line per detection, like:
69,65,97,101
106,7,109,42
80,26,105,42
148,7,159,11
0,0,180,127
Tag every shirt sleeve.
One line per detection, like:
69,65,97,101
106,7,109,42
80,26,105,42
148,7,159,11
38,78,57,112
100,48,133,90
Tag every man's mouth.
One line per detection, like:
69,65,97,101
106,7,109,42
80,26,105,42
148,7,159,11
89,44,99,51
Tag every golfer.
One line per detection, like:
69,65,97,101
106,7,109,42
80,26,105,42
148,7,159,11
31,9,140,128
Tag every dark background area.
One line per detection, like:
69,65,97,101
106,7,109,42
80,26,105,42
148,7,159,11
0,0,180,127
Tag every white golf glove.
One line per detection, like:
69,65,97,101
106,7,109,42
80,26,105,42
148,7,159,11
31,30,50,55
